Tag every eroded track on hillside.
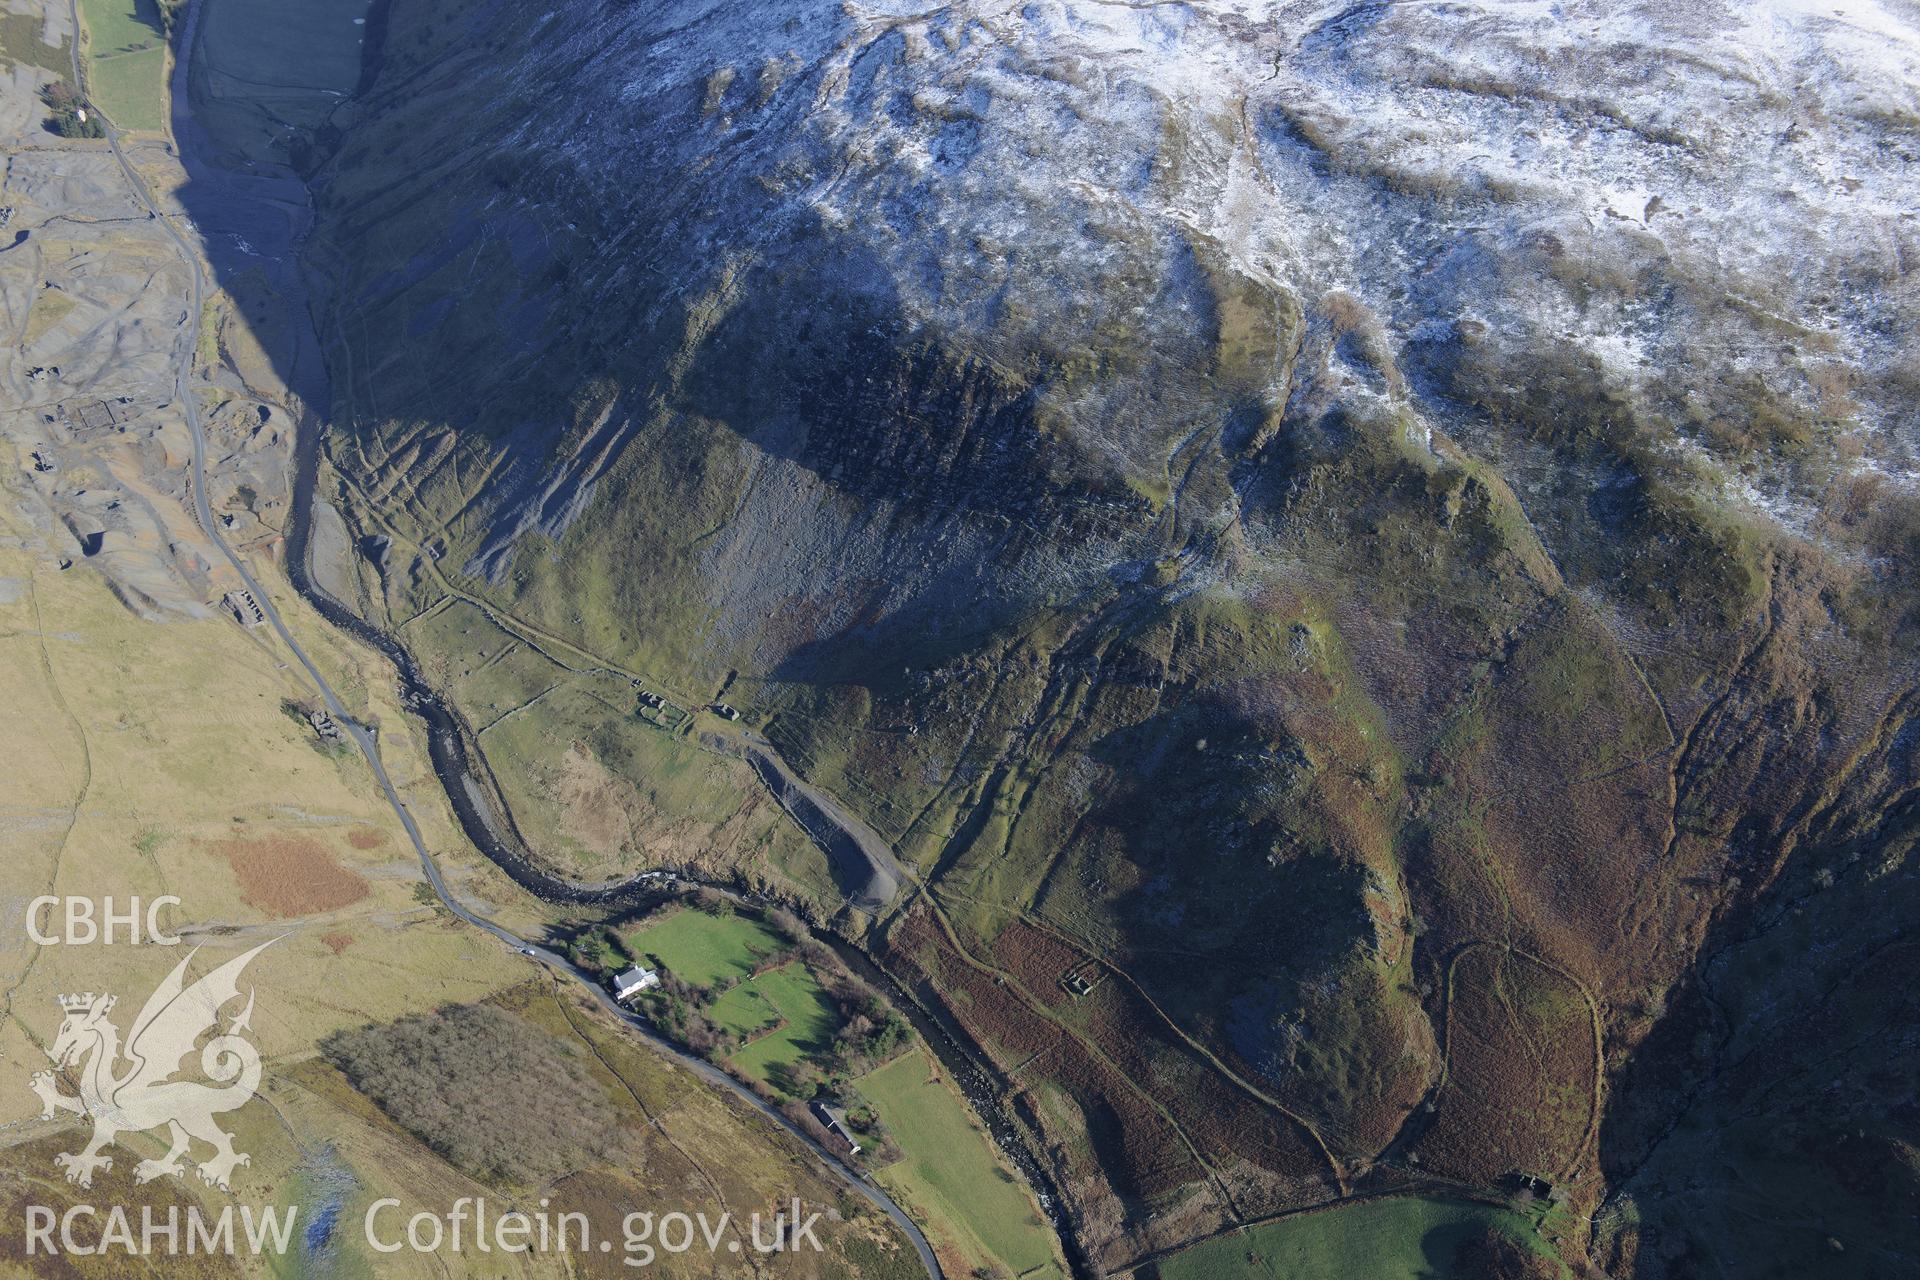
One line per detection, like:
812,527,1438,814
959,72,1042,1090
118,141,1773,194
70,5,948,1273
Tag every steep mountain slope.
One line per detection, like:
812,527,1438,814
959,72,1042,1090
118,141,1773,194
299,1,1920,1275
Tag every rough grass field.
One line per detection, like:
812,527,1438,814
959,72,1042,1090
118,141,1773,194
0,454,536,1270
1151,1196,1564,1280
78,0,165,130
624,906,788,987
478,680,760,874
716,962,842,1083
859,1047,1065,1280
0,454,924,1277
406,597,568,722
881,908,1230,1263
0,11,72,79
401,595,834,894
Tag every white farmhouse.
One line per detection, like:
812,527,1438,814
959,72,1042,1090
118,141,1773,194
611,966,660,1001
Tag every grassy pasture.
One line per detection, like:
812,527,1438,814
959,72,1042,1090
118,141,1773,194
624,906,787,988
707,977,784,1039
1152,1196,1562,1280
78,0,165,130
79,0,159,56
859,1047,1064,1280
403,595,826,887
716,963,842,1083
405,596,568,720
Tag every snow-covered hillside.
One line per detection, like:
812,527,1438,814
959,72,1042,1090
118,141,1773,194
312,7,1920,1272
584,0,1920,516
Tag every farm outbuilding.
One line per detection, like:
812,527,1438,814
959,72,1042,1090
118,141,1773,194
808,1100,862,1156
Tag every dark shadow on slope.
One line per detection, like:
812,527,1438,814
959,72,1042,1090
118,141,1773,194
164,0,676,909
1592,789,1920,1278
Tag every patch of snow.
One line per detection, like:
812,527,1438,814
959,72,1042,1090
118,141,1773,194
522,0,1920,525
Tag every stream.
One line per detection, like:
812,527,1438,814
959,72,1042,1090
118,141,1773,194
160,1,1085,1273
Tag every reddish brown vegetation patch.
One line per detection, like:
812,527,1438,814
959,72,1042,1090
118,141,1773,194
1076,978,1333,1201
1412,947,1595,1184
322,931,355,955
546,1171,651,1280
989,920,1333,1213
990,919,1085,1004
0,1135,243,1278
206,836,371,917
887,910,1242,1263
346,826,387,850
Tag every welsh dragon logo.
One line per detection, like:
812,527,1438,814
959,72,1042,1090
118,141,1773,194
30,942,270,1191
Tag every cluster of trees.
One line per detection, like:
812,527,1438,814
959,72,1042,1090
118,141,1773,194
646,971,735,1055
765,906,810,942
648,930,911,1079
556,896,925,1172
581,897,914,1144
780,1098,841,1147
40,84,103,139
565,924,630,974
323,1002,620,1185
820,977,911,1076
279,696,354,757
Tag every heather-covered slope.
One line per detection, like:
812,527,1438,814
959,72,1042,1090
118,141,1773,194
302,1,1920,1274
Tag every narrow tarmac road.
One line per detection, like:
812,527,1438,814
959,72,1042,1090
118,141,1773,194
64,7,945,1275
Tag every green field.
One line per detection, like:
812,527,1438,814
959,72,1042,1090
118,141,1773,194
1153,1196,1564,1280
625,907,788,988
715,963,842,1082
859,1048,1063,1280
407,596,816,886
79,0,166,130
626,909,843,1089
